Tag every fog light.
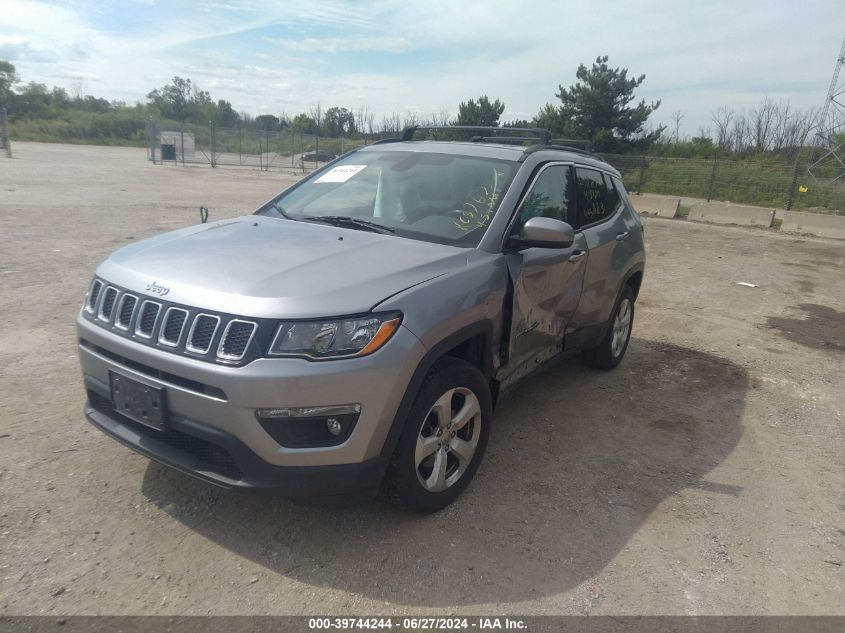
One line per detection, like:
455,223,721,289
326,418,342,436
254,404,361,448
255,404,360,419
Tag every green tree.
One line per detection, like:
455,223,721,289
254,114,280,131
147,76,211,122
323,106,355,137
455,95,505,126
533,103,569,135
1,60,19,107
291,113,316,134
551,55,663,152
8,81,51,118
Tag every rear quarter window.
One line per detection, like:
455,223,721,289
575,167,613,227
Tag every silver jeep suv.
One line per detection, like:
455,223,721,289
77,127,645,512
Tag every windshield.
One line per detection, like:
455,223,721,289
258,150,517,247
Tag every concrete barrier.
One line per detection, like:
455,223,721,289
687,201,775,228
630,193,679,218
781,210,845,239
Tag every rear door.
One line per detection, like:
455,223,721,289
571,167,635,328
501,163,588,384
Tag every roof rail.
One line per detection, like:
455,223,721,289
401,125,552,143
550,138,594,153
370,137,402,145
520,143,603,163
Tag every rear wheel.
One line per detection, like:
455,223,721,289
385,358,492,513
582,285,635,370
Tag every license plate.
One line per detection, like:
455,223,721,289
109,371,167,431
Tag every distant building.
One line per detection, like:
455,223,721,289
158,130,195,160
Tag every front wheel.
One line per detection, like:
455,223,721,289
582,285,635,370
385,358,492,513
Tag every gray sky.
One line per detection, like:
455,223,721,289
1,0,843,135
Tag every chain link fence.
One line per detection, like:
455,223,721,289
1,108,11,158
145,118,368,171
141,117,844,215
603,153,845,214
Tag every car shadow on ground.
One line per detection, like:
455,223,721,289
141,338,748,607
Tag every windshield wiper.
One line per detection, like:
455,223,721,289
269,202,298,221
304,215,396,235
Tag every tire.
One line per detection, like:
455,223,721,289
582,284,635,371
384,357,492,513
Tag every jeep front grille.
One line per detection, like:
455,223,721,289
115,294,137,330
86,279,103,313
136,301,161,338
159,307,188,347
186,314,220,354
82,278,263,366
98,287,118,322
218,320,256,361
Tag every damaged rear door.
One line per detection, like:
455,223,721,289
499,163,587,385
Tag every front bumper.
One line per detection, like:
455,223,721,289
77,313,426,494
84,395,386,495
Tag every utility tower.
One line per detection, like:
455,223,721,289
808,35,845,180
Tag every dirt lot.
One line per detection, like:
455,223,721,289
0,142,843,616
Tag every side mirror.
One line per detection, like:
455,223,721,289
509,217,575,249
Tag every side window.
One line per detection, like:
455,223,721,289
603,173,621,212
513,164,575,233
612,175,641,223
575,167,612,227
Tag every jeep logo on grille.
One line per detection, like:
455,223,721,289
145,281,170,296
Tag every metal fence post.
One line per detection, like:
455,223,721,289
179,124,185,167
209,122,216,168
636,156,646,194
1,108,12,158
259,130,264,171
786,160,801,210
238,127,242,166
150,117,158,164
706,156,718,202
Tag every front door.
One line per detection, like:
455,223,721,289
501,163,587,384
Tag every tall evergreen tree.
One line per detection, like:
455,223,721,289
456,95,505,127
541,56,663,152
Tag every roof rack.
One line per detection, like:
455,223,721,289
551,138,594,153
392,126,599,159
401,125,552,143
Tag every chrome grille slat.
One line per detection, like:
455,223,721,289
186,314,220,354
86,279,103,313
115,294,137,331
135,300,161,338
97,287,118,322
158,307,189,347
217,320,257,361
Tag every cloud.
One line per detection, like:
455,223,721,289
267,36,411,54
1,0,843,133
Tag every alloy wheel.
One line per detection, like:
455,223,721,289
415,387,482,492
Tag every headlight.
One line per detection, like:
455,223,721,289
268,312,402,359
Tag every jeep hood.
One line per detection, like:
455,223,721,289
96,216,469,319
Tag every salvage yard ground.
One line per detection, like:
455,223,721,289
0,143,843,615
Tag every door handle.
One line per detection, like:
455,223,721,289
615,231,630,241
568,251,586,263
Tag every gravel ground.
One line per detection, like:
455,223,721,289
0,142,843,616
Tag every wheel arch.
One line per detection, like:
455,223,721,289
376,321,497,469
